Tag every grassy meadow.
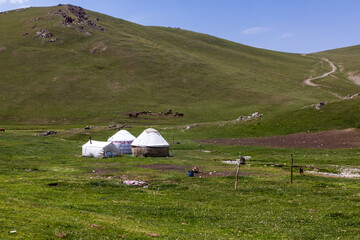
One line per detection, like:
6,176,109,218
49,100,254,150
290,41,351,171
0,123,360,239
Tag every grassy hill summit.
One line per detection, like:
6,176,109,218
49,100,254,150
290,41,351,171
0,4,359,125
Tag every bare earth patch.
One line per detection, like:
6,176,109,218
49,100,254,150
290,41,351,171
137,164,252,177
348,71,360,85
137,164,189,172
199,129,360,149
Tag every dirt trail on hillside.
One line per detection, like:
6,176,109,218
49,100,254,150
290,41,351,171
198,129,360,149
304,58,337,87
303,58,343,98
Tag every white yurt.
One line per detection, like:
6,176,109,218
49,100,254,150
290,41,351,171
108,130,136,154
131,128,169,157
82,140,121,158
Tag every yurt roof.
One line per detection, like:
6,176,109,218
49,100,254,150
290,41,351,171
108,130,136,142
131,128,169,147
83,140,113,148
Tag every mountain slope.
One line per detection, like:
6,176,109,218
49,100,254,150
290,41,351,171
314,45,360,87
0,5,347,124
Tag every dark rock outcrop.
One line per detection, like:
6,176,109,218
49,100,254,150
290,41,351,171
62,16,74,26
50,4,104,34
66,4,87,19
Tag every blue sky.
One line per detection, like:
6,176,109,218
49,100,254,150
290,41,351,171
1,0,359,53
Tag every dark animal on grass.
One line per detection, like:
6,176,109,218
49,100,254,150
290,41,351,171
299,166,304,176
174,112,184,117
139,111,148,115
0,128,5,132
127,112,140,118
164,109,172,116
84,126,92,130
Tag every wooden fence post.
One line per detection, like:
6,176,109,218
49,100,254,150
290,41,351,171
235,155,241,190
291,153,294,183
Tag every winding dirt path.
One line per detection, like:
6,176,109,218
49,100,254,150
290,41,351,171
304,58,337,87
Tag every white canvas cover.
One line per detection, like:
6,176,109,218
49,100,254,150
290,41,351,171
82,140,121,158
108,130,136,154
131,128,169,147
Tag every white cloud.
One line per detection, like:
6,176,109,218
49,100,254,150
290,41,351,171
10,0,29,4
282,33,296,38
242,27,270,34
0,0,29,5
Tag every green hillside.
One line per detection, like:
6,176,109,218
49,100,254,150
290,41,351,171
313,45,360,93
0,5,358,124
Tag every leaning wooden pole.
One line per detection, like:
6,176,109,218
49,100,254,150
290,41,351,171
235,156,241,190
290,153,294,183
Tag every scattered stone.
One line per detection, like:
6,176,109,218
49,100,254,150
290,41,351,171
0,47,5,52
107,124,127,130
16,8,25,12
50,37,57,42
237,112,263,121
314,101,328,110
49,9,64,16
36,29,46,36
185,124,199,130
86,19,104,31
41,32,53,38
223,156,252,165
39,130,57,136
76,25,85,32
0,11,9,15
35,28,55,39
344,93,360,99
123,180,147,187
306,166,360,178
28,18,42,23
22,32,29,36
90,46,107,54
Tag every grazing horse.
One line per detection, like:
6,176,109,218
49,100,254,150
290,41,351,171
164,109,172,116
127,112,140,118
0,128,5,132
